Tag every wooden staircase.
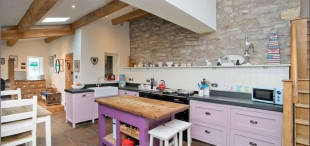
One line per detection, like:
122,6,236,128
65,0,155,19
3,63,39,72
283,18,309,146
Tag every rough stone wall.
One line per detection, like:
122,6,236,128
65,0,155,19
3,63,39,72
130,0,301,65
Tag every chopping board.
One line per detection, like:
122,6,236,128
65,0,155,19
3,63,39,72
96,95,189,120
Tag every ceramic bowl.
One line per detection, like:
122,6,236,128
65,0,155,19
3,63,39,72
166,62,173,67
72,85,85,90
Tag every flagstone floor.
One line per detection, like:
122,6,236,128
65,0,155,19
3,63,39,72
36,111,212,146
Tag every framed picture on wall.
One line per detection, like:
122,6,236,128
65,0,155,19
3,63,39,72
49,56,54,67
9,55,18,68
74,60,80,72
1,58,5,65
60,59,64,72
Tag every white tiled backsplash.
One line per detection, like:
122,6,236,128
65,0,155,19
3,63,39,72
122,66,289,93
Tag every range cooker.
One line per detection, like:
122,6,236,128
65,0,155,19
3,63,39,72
139,89,193,140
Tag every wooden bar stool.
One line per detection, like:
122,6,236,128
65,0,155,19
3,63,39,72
148,125,179,146
164,119,192,146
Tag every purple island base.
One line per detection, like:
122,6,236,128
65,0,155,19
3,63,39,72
98,104,173,146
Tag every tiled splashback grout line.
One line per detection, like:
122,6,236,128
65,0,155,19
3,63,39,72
122,66,289,92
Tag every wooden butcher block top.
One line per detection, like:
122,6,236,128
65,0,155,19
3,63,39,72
95,95,189,120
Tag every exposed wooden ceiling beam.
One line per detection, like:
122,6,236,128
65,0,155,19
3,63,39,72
6,40,19,47
17,0,59,31
112,9,150,25
70,0,128,30
45,36,61,43
1,27,74,40
6,0,59,47
45,0,128,44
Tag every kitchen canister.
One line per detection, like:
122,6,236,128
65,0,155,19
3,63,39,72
198,90,204,96
204,87,210,96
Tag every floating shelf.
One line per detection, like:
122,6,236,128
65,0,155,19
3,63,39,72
123,64,291,69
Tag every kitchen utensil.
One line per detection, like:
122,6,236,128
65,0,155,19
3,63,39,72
166,62,173,67
158,62,163,67
158,80,166,90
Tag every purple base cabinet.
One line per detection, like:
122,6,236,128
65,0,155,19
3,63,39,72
65,92,95,128
98,104,172,146
190,100,283,146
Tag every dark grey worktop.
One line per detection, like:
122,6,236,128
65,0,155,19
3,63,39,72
118,86,140,92
64,88,94,93
189,91,283,112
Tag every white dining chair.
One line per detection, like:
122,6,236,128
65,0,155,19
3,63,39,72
1,88,22,100
1,96,37,146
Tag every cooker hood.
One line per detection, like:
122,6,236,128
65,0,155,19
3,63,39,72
121,0,216,34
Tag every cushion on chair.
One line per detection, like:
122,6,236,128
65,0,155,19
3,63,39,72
1,131,32,145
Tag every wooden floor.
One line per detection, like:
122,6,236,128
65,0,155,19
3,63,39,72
36,111,212,146
38,101,64,113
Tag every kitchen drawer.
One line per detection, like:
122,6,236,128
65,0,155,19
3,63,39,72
190,101,228,127
74,92,94,98
230,108,282,138
230,129,281,146
191,120,227,146
119,90,139,97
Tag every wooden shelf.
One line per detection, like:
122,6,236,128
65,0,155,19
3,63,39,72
103,133,116,146
120,125,139,140
123,64,291,69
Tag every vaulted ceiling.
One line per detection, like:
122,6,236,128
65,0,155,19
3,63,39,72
1,0,216,47
1,0,149,46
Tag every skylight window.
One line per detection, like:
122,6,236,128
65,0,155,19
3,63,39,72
42,17,70,22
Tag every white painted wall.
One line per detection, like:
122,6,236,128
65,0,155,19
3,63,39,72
1,40,51,85
48,19,130,105
122,66,290,92
121,0,216,33
80,19,130,84
48,30,82,105
301,0,309,19
165,0,216,30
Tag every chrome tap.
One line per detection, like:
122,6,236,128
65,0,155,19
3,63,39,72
96,76,105,87
244,35,254,56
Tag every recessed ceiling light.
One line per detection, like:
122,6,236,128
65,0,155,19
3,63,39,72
71,5,76,8
42,17,70,23
105,16,108,18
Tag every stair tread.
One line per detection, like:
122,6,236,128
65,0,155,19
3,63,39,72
299,90,310,94
299,79,309,81
296,103,310,108
296,119,310,125
296,136,310,145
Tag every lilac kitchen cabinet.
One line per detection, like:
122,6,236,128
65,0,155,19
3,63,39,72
118,89,139,97
65,92,94,128
230,129,281,146
230,108,283,139
190,100,283,146
191,120,227,146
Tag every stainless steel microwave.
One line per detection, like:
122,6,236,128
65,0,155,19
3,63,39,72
251,87,283,105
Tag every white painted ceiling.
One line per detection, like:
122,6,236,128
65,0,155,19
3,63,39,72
1,0,33,27
1,0,136,27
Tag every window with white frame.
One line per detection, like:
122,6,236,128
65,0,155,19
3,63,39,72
27,56,44,80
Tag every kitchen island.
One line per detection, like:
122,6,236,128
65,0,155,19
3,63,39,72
95,95,189,146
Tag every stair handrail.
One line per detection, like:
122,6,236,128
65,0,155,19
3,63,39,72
290,23,299,102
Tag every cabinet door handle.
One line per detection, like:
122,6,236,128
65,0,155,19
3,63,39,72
250,120,258,124
249,142,257,146
204,130,210,134
205,112,211,115
82,95,87,97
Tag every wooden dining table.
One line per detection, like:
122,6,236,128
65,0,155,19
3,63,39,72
2,105,52,146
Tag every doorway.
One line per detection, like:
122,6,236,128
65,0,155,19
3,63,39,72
65,54,73,89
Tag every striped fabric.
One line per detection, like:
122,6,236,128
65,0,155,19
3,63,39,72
267,32,280,64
